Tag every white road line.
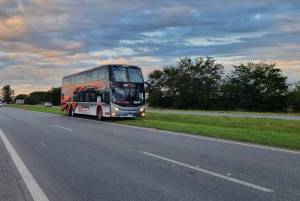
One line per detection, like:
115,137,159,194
0,129,49,201
40,141,47,151
102,121,300,155
141,151,274,193
53,125,73,132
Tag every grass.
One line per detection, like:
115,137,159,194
6,104,300,150
149,107,300,116
115,112,300,150
7,104,64,115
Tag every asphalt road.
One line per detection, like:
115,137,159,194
150,109,300,120
0,107,299,201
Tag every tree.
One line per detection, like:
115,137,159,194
26,91,51,105
221,62,288,111
288,82,300,112
147,57,224,109
14,94,29,103
49,87,61,106
147,70,168,107
1,85,14,104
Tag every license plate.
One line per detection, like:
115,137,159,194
127,114,133,117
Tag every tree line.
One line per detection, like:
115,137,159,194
1,85,61,106
1,57,300,112
147,57,300,112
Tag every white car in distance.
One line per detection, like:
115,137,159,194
44,102,53,107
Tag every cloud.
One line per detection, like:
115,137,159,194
0,15,26,39
0,0,300,94
185,36,243,46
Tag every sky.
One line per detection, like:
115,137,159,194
0,0,300,94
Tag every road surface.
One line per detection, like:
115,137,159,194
150,109,300,120
0,107,299,201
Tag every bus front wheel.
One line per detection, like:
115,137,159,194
97,108,103,121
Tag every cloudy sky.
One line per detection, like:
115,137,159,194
0,0,300,94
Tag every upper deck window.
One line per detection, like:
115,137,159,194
111,67,129,82
111,66,143,83
128,68,143,83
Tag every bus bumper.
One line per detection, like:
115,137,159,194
111,106,146,118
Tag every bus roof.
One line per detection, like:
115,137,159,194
62,64,140,80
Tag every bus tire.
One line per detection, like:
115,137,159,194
97,107,103,121
68,107,74,117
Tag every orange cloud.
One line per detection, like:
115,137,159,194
12,84,53,95
0,15,26,39
32,0,48,6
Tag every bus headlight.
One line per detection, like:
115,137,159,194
114,106,120,111
139,107,145,112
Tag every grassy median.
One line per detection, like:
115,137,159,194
7,104,64,115
116,113,300,150
6,104,300,150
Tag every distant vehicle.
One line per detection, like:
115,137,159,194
44,102,53,107
61,64,146,120
16,99,25,105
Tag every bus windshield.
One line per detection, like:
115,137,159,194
112,84,145,106
111,67,143,83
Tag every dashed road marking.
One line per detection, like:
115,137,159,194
53,124,73,132
141,151,274,193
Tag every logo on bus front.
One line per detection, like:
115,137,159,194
78,105,89,113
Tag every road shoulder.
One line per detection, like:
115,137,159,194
0,138,33,201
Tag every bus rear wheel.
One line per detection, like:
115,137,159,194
68,107,75,117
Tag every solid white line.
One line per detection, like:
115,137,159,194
141,151,274,193
53,124,73,132
0,129,49,201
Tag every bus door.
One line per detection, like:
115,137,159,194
98,90,111,117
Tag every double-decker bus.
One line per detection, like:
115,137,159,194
61,64,146,120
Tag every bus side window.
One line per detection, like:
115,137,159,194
104,91,110,103
81,74,85,83
79,92,85,102
86,72,92,81
77,93,81,102
97,91,103,102
104,67,109,79
92,70,98,81
99,68,104,80
86,91,97,102
73,93,76,102
84,92,89,102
